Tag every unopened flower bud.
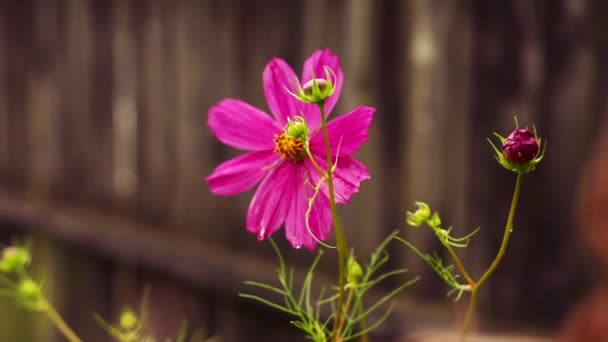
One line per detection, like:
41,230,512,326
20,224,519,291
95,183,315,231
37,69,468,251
288,66,337,105
119,309,138,330
488,118,545,174
17,279,41,300
502,129,539,163
0,246,30,273
429,212,442,228
406,202,431,227
302,78,328,96
285,117,309,142
347,257,363,284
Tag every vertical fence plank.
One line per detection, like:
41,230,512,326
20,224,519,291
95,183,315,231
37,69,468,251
171,0,211,232
302,0,343,56
60,0,94,201
0,2,8,177
112,0,138,212
109,0,144,335
135,0,176,225
522,0,593,327
401,0,448,297
26,0,61,198
440,0,475,327
203,0,242,247
146,0,211,337
1,1,33,189
339,0,381,258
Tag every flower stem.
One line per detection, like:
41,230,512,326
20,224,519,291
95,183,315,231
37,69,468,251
40,295,82,342
357,299,369,342
460,288,478,342
444,244,475,286
476,173,523,288
459,173,523,342
317,102,349,341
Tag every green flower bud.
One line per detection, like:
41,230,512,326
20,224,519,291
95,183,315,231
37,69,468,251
429,212,442,228
289,66,337,105
347,257,363,285
0,246,31,273
17,279,41,300
119,309,138,330
406,202,431,227
285,117,309,143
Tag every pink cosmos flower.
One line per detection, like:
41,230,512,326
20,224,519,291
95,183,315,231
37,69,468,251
206,49,375,250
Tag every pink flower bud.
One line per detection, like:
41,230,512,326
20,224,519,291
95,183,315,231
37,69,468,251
502,129,539,163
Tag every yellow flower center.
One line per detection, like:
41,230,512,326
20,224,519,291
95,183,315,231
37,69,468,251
274,133,305,161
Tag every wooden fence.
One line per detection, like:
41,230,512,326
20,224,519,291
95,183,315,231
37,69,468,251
0,0,606,341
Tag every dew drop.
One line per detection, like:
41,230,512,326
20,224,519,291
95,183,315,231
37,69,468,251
294,245,302,249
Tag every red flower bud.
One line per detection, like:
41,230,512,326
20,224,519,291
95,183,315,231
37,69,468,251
502,129,539,163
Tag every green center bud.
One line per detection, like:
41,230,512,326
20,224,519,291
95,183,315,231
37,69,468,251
274,117,310,161
0,246,31,273
286,116,309,142
347,256,363,285
119,309,138,330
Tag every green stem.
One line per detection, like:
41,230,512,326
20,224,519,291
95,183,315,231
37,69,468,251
357,298,369,342
41,296,82,342
444,244,475,286
318,102,349,341
459,173,523,342
476,173,523,289
460,288,478,342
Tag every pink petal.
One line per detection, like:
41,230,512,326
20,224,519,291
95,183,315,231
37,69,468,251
263,58,304,127
208,99,280,151
304,155,370,205
301,48,344,117
285,164,332,250
206,150,280,196
309,106,375,156
246,161,292,241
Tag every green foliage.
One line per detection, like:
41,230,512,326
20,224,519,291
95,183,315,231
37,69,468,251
0,246,31,273
94,289,214,342
94,288,153,342
401,202,479,300
240,233,418,341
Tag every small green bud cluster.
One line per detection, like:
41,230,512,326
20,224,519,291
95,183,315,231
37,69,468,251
406,202,441,228
119,309,139,330
0,246,30,273
406,202,478,249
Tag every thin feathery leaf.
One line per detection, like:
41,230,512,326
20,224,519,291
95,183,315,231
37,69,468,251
344,302,396,341
243,281,287,296
351,277,419,323
238,293,298,316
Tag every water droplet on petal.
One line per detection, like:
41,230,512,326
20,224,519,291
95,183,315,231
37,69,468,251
294,245,302,249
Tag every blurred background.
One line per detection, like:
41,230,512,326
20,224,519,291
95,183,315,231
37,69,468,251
0,0,607,341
